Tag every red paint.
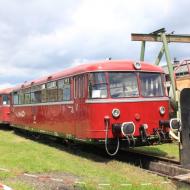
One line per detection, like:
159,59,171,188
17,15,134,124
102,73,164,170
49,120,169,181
135,113,141,121
5,60,170,144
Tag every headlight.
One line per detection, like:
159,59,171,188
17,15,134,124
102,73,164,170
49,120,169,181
112,108,120,118
133,62,141,70
159,106,165,115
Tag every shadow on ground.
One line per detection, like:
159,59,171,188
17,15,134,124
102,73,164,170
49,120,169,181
0,124,176,166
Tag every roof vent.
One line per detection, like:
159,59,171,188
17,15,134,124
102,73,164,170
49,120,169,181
47,76,52,81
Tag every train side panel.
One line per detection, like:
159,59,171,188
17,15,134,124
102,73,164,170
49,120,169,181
10,98,169,140
10,103,86,138
0,105,11,124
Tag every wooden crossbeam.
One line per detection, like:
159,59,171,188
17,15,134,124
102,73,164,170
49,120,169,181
131,33,190,43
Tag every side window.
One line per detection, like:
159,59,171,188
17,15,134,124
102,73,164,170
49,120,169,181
31,84,46,103
58,78,71,101
46,81,57,102
2,95,9,105
74,75,85,99
31,86,41,103
18,90,24,104
41,84,46,102
13,92,19,105
74,77,78,99
88,72,107,99
24,88,31,104
78,77,81,98
79,75,85,98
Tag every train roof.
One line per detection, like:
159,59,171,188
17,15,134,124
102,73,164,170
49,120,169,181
0,87,13,94
13,60,164,91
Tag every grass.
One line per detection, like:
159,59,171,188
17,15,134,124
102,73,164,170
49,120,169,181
0,129,179,190
4,180,34,190
134,143,179,160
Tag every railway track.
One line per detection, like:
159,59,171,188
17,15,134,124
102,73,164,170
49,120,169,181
119,148,190,186
125,148,180,164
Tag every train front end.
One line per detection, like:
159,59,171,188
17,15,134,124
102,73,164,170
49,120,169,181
86,61,179,155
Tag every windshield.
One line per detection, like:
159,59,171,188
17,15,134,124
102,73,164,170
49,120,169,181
109,72,139,98
140,73,164,97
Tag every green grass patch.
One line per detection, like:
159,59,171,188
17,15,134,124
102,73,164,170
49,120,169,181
0,171,14,180
0,129,176,189
3,180,34,190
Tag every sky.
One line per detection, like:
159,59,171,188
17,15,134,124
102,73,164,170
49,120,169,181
0,0,190,88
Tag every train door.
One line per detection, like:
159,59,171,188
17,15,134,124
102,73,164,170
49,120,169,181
1,94,10,123
74,74,87,139
0,94,3,122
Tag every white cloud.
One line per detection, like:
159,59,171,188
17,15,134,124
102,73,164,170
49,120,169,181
0,83,14,89
0,0,190,87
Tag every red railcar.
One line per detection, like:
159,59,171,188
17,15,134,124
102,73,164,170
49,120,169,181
10,60,178,155
0,88,12,124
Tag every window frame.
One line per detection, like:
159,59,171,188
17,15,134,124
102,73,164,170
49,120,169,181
23,88,31,104
46,81,58,102
57,77,71,101
139,72,165,97
2,95,10,105
88,72,108,99
13,91,19,105
30,84,46,104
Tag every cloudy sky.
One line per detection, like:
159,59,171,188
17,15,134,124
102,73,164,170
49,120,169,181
0,0,190,88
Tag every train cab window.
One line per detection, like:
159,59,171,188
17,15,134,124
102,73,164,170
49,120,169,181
2,95,9,105
13,92,19,105
58,78,71,101
109,72,139,98
46,81,58,102
88,72,107,99
140,73,164,97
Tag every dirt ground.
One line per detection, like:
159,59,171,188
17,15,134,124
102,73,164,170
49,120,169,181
9,172,83,190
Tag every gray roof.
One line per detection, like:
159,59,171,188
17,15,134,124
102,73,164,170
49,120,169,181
162,60,190,75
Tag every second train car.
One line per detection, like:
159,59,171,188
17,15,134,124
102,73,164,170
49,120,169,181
0,88,12,125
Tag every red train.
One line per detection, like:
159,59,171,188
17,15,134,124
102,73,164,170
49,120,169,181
0,88,12,124
0,60,179,155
